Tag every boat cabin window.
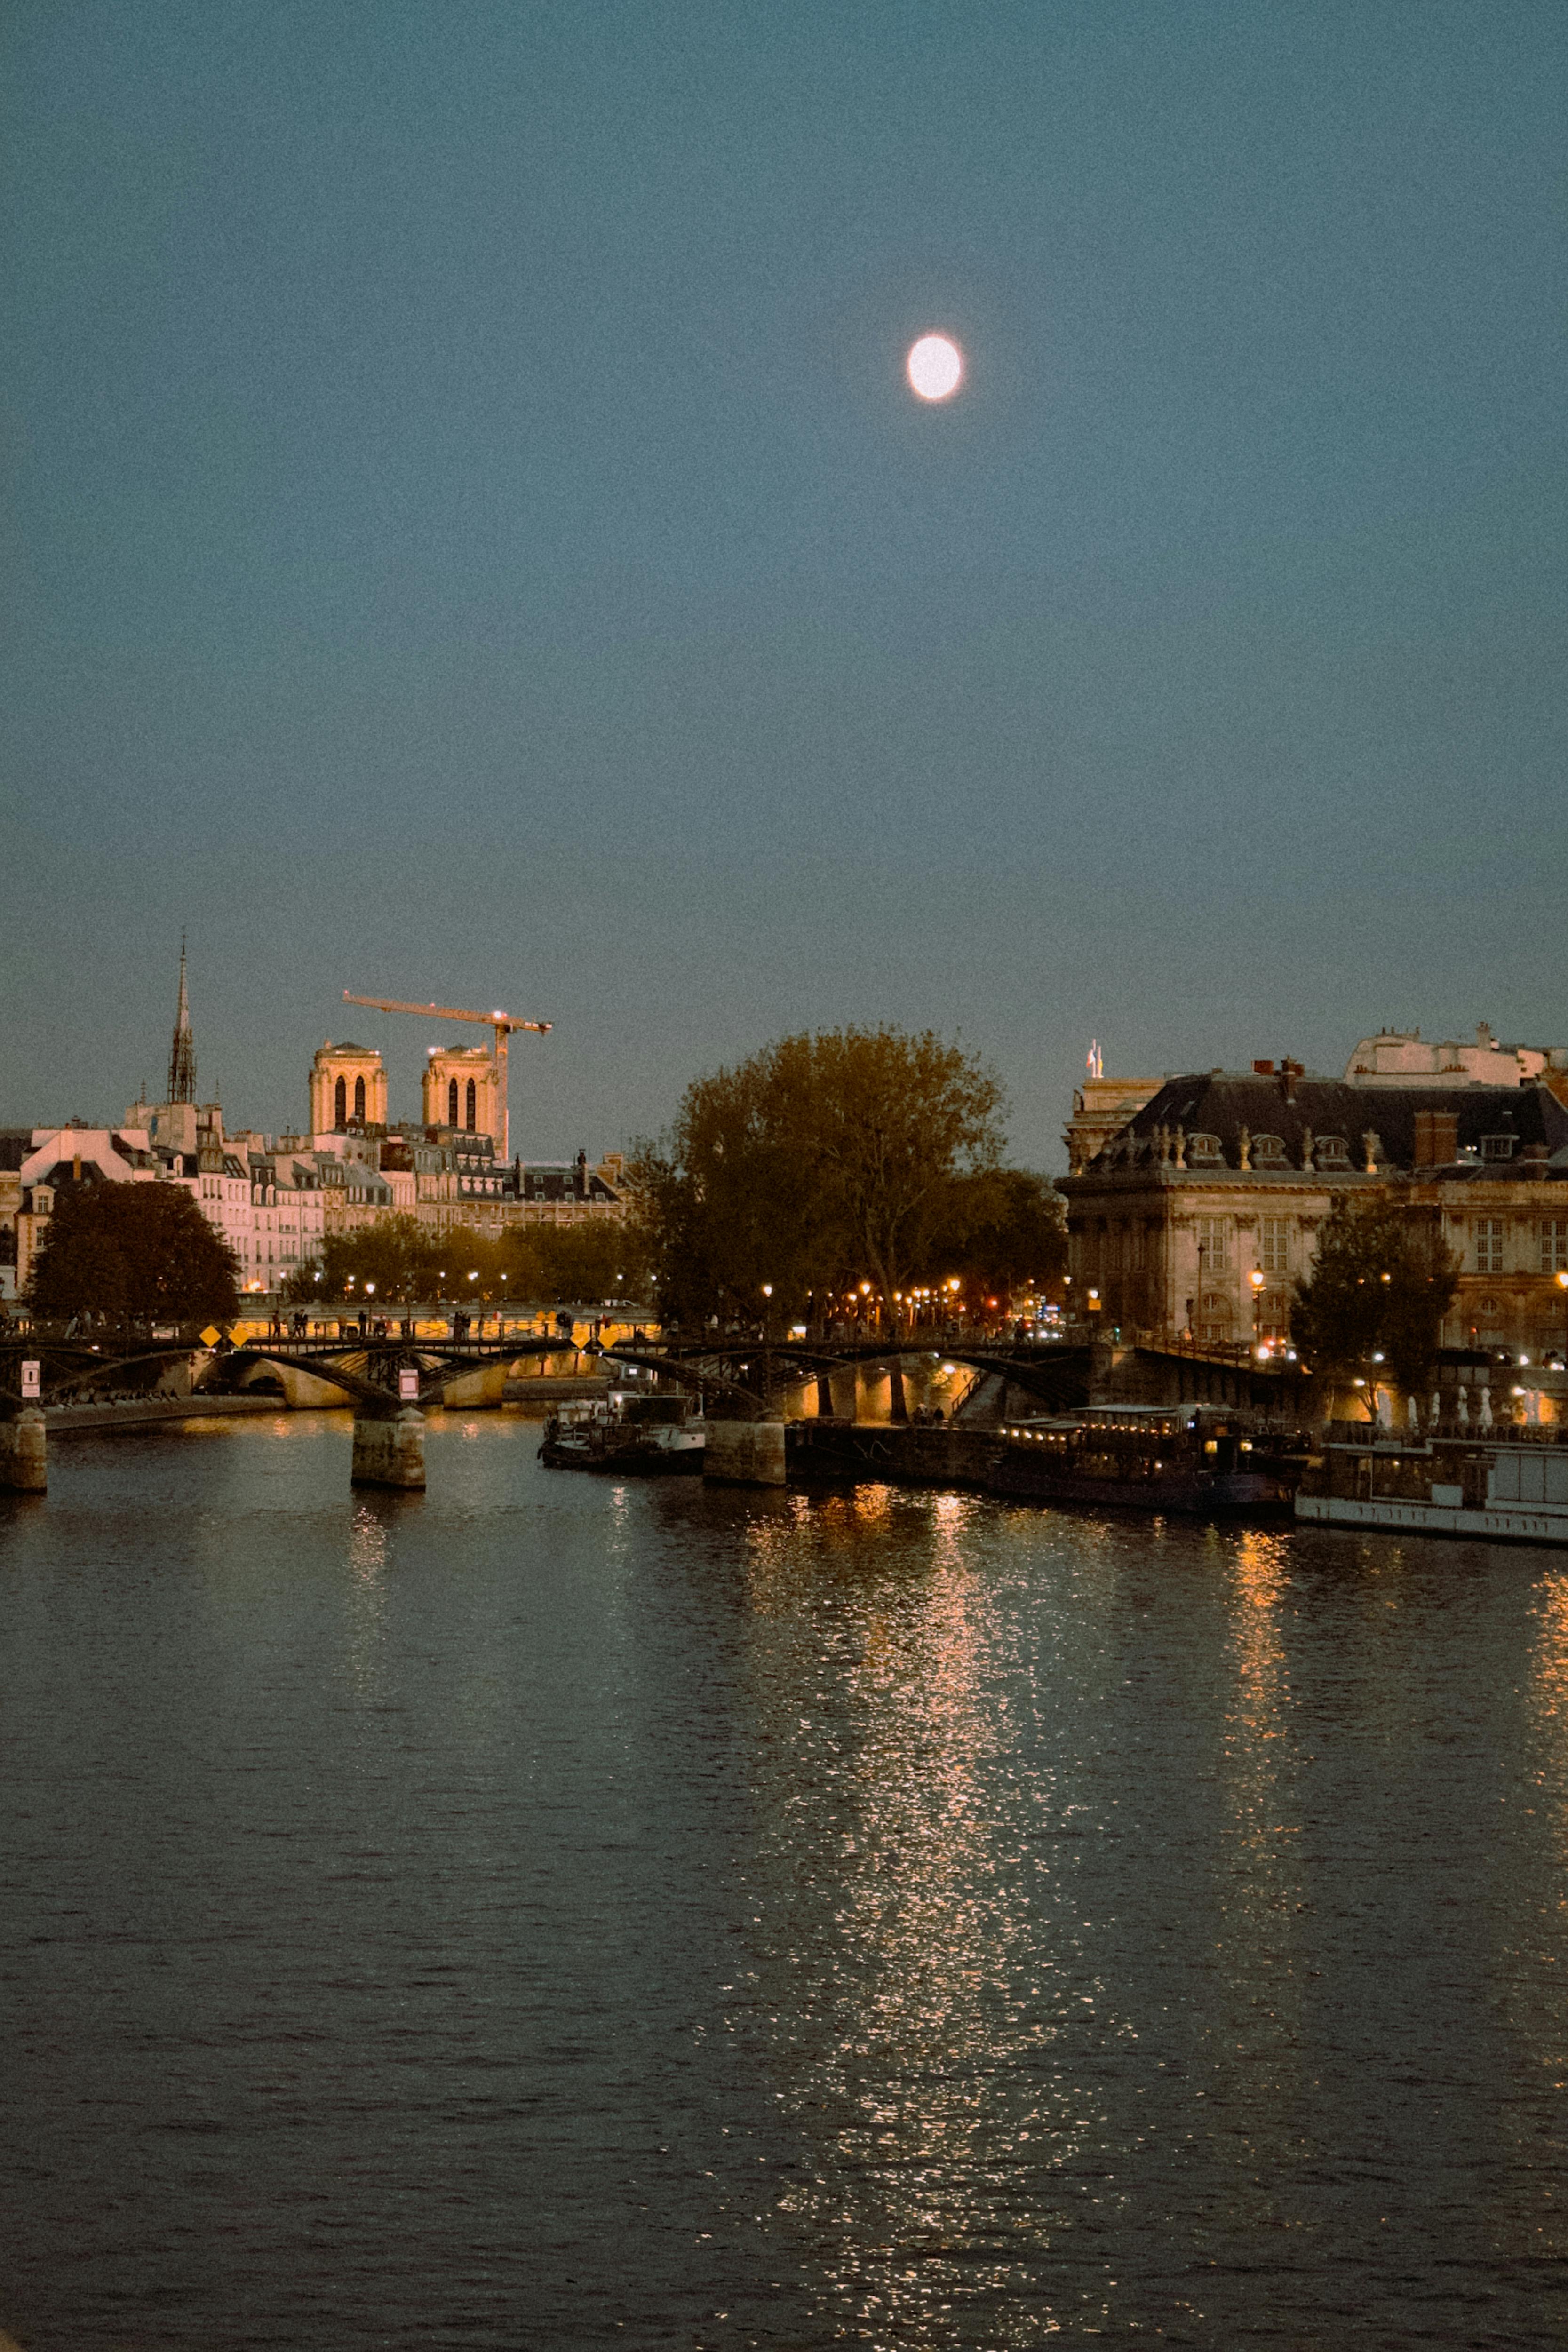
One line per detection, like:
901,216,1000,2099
618,1396,687,1424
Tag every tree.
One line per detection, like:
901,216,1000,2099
509,1218,651,1303
1290,1196,1458,1401
283,1215,653,1307
944,1169,1068,1311
27,1180,239,1326
633,1026,1008,1327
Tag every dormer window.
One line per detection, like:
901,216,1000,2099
1482,1135,1516,1160
1186,1133,1225,1165
1315,1135,1350,1167
1253,1133,1287,1165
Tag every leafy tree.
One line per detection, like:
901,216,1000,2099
508,1217,651,1303
945,1169,1068,1310
633,1026,1008,1327
1290,1196,1458,1400
284,1214,651,1307
27,1180,239,1326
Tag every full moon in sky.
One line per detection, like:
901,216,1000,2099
907,333,963,401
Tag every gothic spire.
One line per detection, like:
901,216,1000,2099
167,935,197,1104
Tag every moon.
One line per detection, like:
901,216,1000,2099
907,333,963,401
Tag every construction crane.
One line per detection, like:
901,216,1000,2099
342,993,552,1164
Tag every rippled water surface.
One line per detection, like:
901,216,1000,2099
3,1412,1568,2348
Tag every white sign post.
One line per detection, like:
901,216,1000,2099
21,1360,41,1401
398,1367,420,1402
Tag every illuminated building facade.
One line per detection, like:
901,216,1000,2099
1060,1064,1568,1361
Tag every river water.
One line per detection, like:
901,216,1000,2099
2,1411,1567,2350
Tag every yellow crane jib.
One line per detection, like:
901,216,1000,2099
342,992,553,1164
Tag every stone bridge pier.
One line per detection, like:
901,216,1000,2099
0,1408,48,1494
351,1407,426,1491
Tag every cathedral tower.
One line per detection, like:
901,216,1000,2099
310,1041,388,1136
422,1046,500,1140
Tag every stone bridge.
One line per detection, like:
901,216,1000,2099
0,1328,1309,1497
0,1334,568,1493
592,1334,1307,1421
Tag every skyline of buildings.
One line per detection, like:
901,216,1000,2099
0,951,625,1303
6,951,1568,1383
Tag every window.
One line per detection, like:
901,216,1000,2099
1315,1135,1349,1167
465,1078,477,1132
1542,1218,1568,1274
1482,1135,1516,1160
1253,1133,1286,1165
353,1076,366,1121
1475,1218,1505,1274
448,1078,459,1126
1260,1216,1290,1275
1187,1132,1224,1164
1196,1217,1230,1271
334,1077,346,1128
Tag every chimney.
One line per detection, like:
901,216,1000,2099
1413,1109,1459,1168
1279,1058,1303,1103
1252,1059,1275,1076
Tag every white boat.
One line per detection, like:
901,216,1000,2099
1295,1437,1568,1547
539,1391,706,1474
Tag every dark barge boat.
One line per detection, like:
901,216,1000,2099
989,1404,1303,1519
538,1391,706,1474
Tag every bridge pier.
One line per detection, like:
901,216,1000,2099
704,1419,786,1485
0,1409,48,1494
351,1408,426,1491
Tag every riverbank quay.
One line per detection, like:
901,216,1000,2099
502,1374,613,1404
47,1394,285,1436
788,1417,1001,1490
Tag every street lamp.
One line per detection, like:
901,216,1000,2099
1558,1269,1568,1369
1250,1265,1265,1355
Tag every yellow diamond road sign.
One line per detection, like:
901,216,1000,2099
200,1326,222,1347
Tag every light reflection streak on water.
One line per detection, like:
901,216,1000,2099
1500,1567,1568,2258
1214,1528,1305,2225
735,1488,1115,2345
344,1498,389,1701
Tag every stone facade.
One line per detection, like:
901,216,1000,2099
1064,1074,1167,1176
1343,1022,1568,1100
422,1046,501,1140
1059,1070,1568,1361
309,1042,388,1138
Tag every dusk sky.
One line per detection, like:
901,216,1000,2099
5,1,1564,1167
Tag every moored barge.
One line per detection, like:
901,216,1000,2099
1295,1436,1568,1547
989,1404,1302,1519
539,1391,705,1474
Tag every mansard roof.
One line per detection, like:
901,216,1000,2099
1085,1072,1568,1177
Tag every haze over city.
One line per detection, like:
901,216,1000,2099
6,2,1564,1162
